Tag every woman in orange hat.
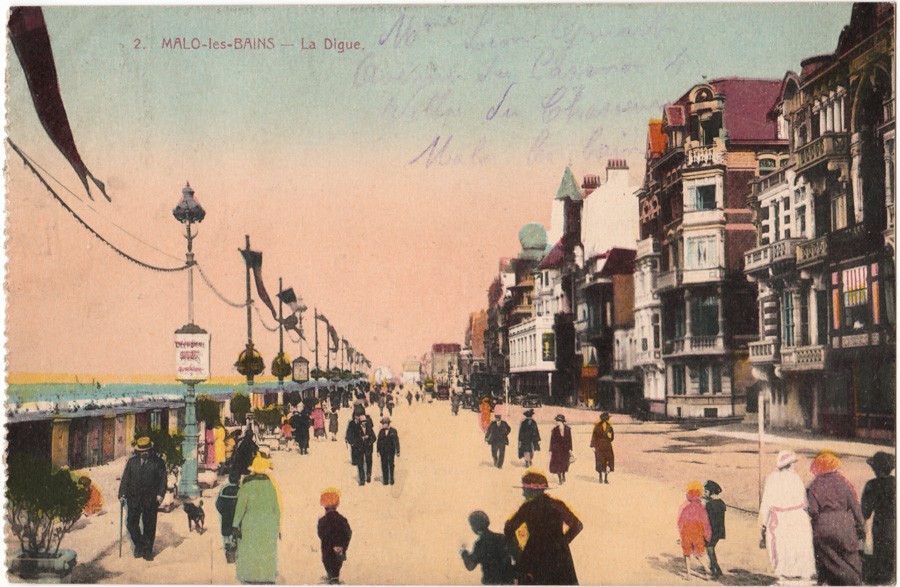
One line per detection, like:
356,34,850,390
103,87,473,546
807,449,865,585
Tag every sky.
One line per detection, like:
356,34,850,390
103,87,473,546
4,3,854,381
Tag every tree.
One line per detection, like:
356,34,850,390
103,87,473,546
230,391,251,424
6,453,89,557
133,426,185,492
252,404,284,433
196,394,222,427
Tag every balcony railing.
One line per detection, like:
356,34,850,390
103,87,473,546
795,132,850,173
744,244,771,274
684,143,727,167
657,269,682,290
796,236,827,267
771,238,802,263
757,165,790,195
780,345,826,371
683,208,725,227
749,340,777,363
635,348,662,365
682,267,726,285
885,98,895,124
663,335,725,357
636,237,660,260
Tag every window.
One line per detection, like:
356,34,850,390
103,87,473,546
673,304,686,339
712,364,722,394
697,364,709,394
652,313,661,349
691,185,717,211
772,202,780,240
799,291,810,346
782,291,795,346
759,158,776,174
672,365,686,396
797,206,807,237
816,289,829,345
685,236,717,269
843,266,869,330
832,195,848,231
691,295,719,337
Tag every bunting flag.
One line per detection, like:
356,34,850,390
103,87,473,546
240,248,277,320
277,287,306,339
328,325,339,352
8,7,109,201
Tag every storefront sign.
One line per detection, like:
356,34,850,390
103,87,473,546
542,332,555,362
175,326,210,383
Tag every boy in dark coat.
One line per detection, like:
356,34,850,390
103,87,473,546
376,417,400,485
704,480,726,579
461,510,516,585
318,488,352,585
215,471,241,563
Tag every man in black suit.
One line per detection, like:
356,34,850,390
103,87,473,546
118,437,168,561
485,414,512,468
345,413,375,485
376,417,400,485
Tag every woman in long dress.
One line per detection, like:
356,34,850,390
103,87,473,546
548,415,573,485
759,450,816,582
312,403,327,441
589,412,614,484
233,455,282,584
807,449,865,586
861,451,895,584
479,398,493,433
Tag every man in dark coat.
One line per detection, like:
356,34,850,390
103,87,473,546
232,427,258,474
518,410,541,468
345,413,376,485
376,417,401,485
118,437,168,561
291,409,311,455
485,414,512,468
504,470,582,585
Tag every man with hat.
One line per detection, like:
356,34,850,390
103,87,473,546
118,436,168,560
376,417,400,485
346,412,376,485
517,409,540,468
485,413,512,469
504,470,582,585
861,451,895,584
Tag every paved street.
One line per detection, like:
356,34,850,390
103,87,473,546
16,399,887,585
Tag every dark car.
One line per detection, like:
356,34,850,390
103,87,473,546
520,394,543,408
436,385,450,400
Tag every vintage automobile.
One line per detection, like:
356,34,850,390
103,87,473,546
436,384,450,400
520,394,543,408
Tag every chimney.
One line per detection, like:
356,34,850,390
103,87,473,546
581,174,601,197
606,158,629,181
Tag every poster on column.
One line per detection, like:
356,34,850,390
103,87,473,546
6,3,895,585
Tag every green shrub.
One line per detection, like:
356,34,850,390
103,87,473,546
196,394,222,427
6,454,89,556
230,392,251,424
132,426,185,481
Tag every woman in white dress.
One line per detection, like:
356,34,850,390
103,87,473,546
759,450,817,583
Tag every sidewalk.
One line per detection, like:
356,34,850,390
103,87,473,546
705,421,894,459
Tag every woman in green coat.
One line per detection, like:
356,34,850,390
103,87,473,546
233,455,282,584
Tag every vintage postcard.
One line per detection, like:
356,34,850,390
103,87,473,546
4,3,896,585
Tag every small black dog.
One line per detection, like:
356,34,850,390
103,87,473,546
183,500,205,533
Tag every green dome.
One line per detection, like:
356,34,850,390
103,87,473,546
519,223,547,261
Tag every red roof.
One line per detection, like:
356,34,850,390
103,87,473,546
647,120,666,157
712,78,782,143
597,247,636,277
665,105,685,127
539,239,566,269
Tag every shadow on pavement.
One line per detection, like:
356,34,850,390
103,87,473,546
646,553,775,585
71,540,124,583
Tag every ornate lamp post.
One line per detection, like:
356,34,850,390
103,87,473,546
173,182,207,498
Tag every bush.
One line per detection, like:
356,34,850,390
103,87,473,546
196,394,222,427
6,453,89,556
133,426,185,481
230,392,251,424
253,405,284,432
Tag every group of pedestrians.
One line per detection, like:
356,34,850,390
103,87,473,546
758,448,895,586
481,408,615,488
461,468,583,585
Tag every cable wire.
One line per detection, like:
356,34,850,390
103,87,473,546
196,262,249,308
9,139,185,263
8,139,190,273
253,304,280,332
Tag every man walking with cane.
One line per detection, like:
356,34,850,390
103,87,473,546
118,437,167,561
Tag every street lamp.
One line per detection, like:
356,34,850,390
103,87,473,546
173,182,207,498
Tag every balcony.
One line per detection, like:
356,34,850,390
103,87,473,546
830,224,878,263
635,348,662,366
657,269,682,291
636,237,660,260
684,142,727,168
683,208,725,228
796,236,827,267
781,345,827,371
755,165,790,196
682,267,725,285
771,238,802,264
794,132,850,174
663,335,726,358
749,340,778,364
744,244,771,275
